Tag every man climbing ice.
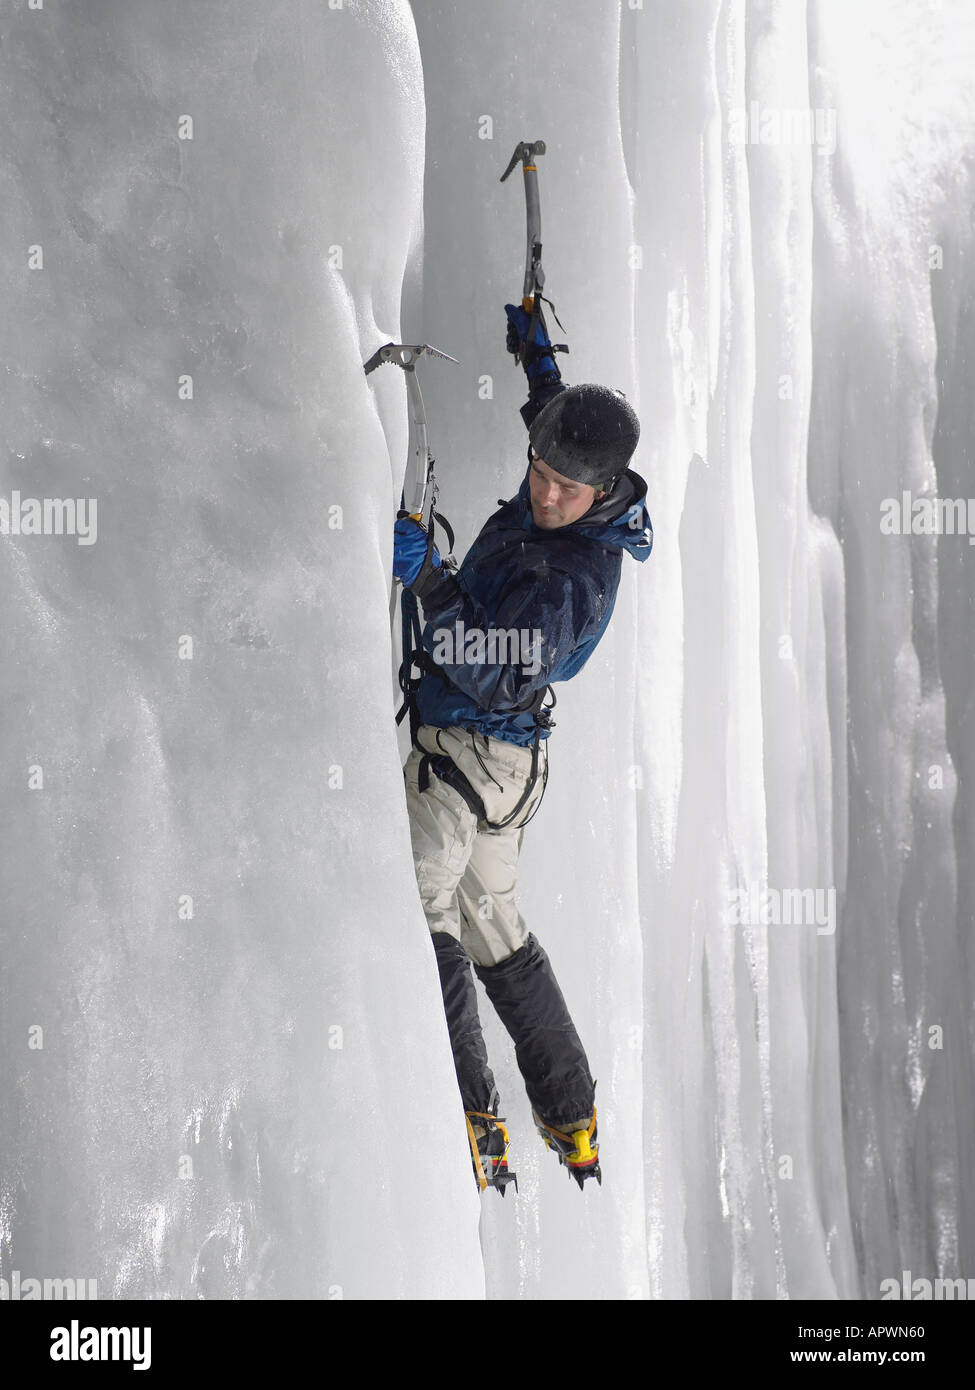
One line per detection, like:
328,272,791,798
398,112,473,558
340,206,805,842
394,307,653,1192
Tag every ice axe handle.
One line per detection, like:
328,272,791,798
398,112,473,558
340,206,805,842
500,141,546,303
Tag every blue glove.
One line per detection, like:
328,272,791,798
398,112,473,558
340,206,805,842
505,303,558,381
393,516,442,589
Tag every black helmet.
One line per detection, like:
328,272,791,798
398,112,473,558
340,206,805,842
529,384,640,488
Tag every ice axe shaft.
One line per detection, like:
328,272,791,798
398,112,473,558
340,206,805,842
500,139,546,308
362,341,458,525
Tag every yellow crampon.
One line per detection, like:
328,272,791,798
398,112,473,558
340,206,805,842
536,1108,601,1188
465,1110,517,1196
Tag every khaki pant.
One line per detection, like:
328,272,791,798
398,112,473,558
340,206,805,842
403,724,549,967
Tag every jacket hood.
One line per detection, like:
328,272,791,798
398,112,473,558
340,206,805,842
516,463,653,562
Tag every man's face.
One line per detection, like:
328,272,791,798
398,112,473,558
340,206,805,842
529,453,605,529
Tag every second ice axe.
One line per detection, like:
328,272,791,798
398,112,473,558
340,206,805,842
499,139,568,373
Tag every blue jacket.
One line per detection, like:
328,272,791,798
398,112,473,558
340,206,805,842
414,443,653,747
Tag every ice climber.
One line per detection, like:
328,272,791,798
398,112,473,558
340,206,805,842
393,305,653,1191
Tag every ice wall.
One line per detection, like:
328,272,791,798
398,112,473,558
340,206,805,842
0,0,483,1300
806,0,975,1290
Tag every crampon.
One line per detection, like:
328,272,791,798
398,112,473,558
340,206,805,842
465,1108,518,1196
535,1108,601,1189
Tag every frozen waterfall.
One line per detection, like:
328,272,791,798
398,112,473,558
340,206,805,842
1,0,973,1302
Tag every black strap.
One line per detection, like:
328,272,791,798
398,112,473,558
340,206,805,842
491,687,554,830
418,753,488,821
537,292,567,334
396,583,437,747
432,507,455,556
466,685,556,832
397,623,446,748
396,505,456,745
521,295,568,372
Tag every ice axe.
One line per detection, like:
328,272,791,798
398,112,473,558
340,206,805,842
362,338,459,725
499,139,568,371
362,340,459,532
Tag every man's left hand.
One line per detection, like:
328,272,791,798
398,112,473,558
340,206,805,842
393,515,443,590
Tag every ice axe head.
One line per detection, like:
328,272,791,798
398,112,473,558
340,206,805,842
362,342,459,376
361,341,459,525
499,139,546,182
